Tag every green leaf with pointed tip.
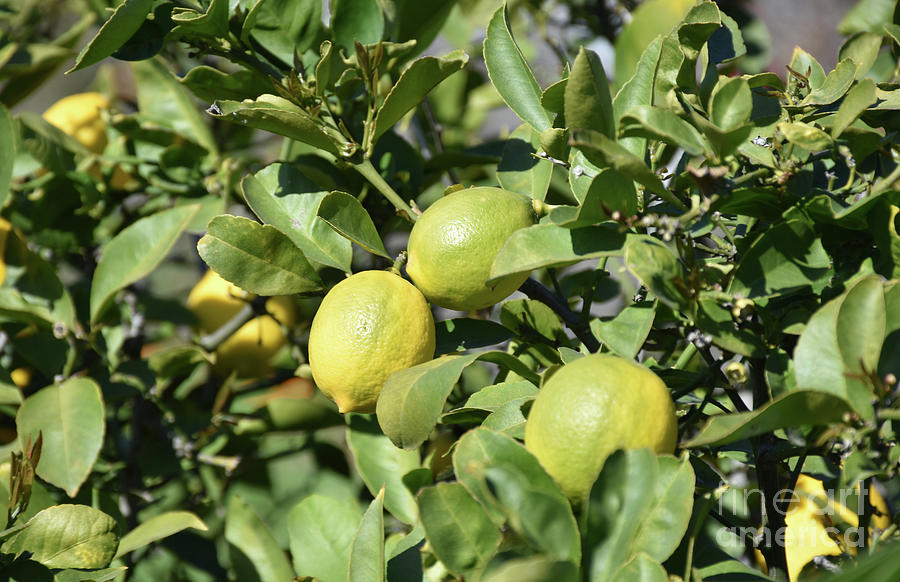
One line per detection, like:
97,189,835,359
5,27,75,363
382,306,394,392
619,105,707,156
316,191,390,258
497,124,552,201
331,0,384,51
831,78,877,138
171,0,228,38
16,379,104,498
180,65,272,103
68,0,154,72
801,58,858,106
483,4,551,132
226,496,294,582
839,32,882,79
613,35,663,157
709,76,752,131
565,46,614,138
90,205,199,324
838,0,897,35
349,488,386,582
685,391,856,447
624,236,690,311
1,505,118,568
614,0,694,86
115,511,207,558
372,50,468,143
197,214,323,295
289,495,362,582
591,300,656,359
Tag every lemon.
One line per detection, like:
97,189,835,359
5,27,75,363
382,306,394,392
307,270,435,413
0,217,11,287
186,270,296,378
10,367,31,389
524,353,678,502
406,186,537,311
42,92,110,154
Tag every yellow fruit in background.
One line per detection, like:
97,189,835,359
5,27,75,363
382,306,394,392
0,217,11,287
524,353,678,502
10,367,31,388
308,270,436,413
186,270,296,378
42,92,110,154
406,187,537,311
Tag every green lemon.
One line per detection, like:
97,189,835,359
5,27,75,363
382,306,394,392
524,353,678,502
307,270,436,413
406,186,537,311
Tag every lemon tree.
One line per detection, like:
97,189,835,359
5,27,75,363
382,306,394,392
0,0,899,580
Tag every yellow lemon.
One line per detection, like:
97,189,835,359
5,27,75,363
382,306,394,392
10,367,31,389
0,217,11,287
524,353,678,502
42,92,110,154
307,270,436,413
406,186,537,311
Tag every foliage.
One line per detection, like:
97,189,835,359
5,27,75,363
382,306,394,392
0,0,899,580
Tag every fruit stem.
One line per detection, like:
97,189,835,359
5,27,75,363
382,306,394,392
197,296,266,352
390,251,408,275
519,278,601,353
352,159,417,223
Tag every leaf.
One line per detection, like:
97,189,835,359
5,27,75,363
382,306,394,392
496,124,552,201
624,236,690,311
243,0,320,65
839,32,882,79
820,541,900,580
207,95,341,155
483,3,551,131
583,450,694,581
0,505,118,568
170,0,228,38
348,488,386,582
180,65,272,103
90,204,198,324
684,391,856,447
831,78,877,138
837,0,897,35
695,297,765,357
114,511,207,558
331,0,384,51
613,35,663,157
241,163,353,272
489,224,627,285
0,104,14,209
346,414,420,525
613,0,695,85
417,482,501,576
801,58,858,106
609,553,668,582
289,495,362,582
372,50,468,143
435,318,514,355
53,567,128,581
16,379,105,497
225,496,294,582
591,300,656,359
316,191,390,258
481,557,580,582
68,0,154,72
565,46,614,138
709,76,752,131
619,105,707,156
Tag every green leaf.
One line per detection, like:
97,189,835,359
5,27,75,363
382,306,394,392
583,450,694,581
289,495,362,582
591,300,656,359
170,0,228,38
613,35,663,157
614,0,695,86
684,391,856,447
380,0,458,55
346,414,420,525
243,0,320,65
837,0,897,35
115,511,207,558
695,297,765,357
0,505,118,568
500,299,564,342
483,4,551,132
709,76,752,131
435,318,514,355
609,553,668,582
16,379,105,497
241,163,353,272
68,0,154,72
570,168,638,221
180,65,272,103
619,105,707,156
348,488,386,582
90,204,198,324
624,236,690,311
801,58,859,106
197,214,324,296
482,557,580,582
331,0,384,51
53,566,128,581
372,50,468,143
208,95,342,156
820,541,900,580
653,2,722,102
831,78,877,138
489,224,627,285
565,46,614,138
0,104,14,208
316,191,390,258
417,482,501,576
839,32,883,80
497,124,552,201
225,496,294,582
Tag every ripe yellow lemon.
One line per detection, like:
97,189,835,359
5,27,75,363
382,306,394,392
186,270,296,378
406,187,537,311
42,92,110,154
524,353,678,502
307,270,436,413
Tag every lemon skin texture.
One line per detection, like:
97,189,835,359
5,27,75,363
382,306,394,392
524,353,678,502
406,187,537,311
186,270,296,378
308,270,436,414
42,92,110,154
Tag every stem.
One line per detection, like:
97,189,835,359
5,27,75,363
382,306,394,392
352,158,417,222
197,297,266,352
518,278,601,353
674,343,698,370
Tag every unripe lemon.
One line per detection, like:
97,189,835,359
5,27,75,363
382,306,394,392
42,92,110,154
186,270,296,378
308,270,435,413
406,187,537,311
524,353,678,502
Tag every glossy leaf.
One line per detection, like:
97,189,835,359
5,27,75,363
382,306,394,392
90,204,198,324
591,300,656,359
225,496,294,582
197,215,323,295
831,78,877,138
619,105,707,156
497,124,552,201
289,495,362,582
115,511,208,558
68,0,154,72
614,0,694,85
483,4,551,131
170,0,228,38
839,32,882,79
801,58,858,106
624,236,690,311
0,104,13,209
613,35,663,157
17,378,105,497
0,505,118,568
709,76,752,131
609,553,668,582
348,488,386,582
418,482,501,576
482,557,580,582
346,414,420,525
331,0,384,51
241,163,353,272
243,0,320,65
316,191,390,258
685,391,856,447
435,318,514,355
180,65,272,102
837,0,896,35
565,46,614,138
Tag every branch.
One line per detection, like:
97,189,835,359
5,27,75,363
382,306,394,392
518,278,601,353
197,296,267,352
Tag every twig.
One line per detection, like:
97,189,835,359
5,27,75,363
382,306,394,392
197,296,266,352
518,278,601,352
